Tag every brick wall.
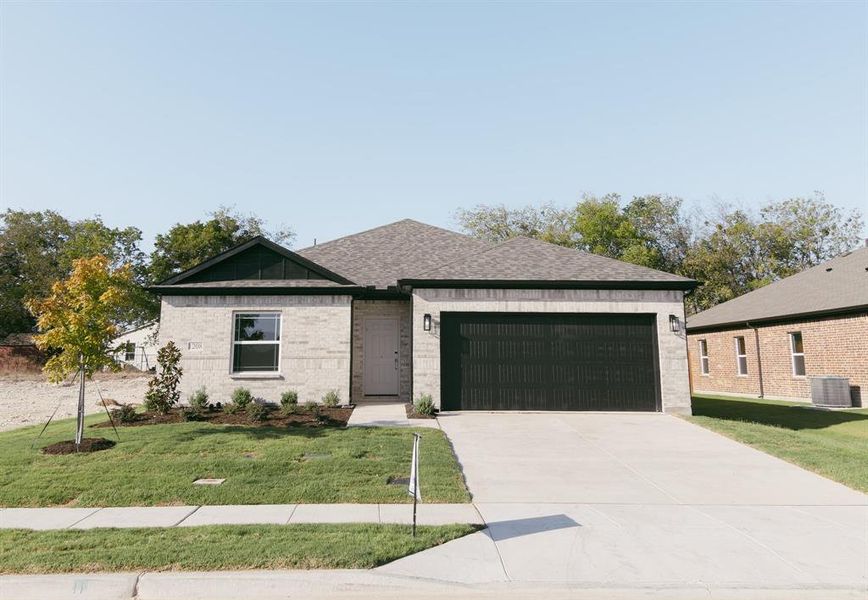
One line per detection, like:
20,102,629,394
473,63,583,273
159,294,352,404
411,288,691,414
351,300,412,402
687,312,868,405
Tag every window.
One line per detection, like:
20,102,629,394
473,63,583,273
124,342,135,362
790,332,806,376
698,339,709,375
232,313,281,373
734,336,748,375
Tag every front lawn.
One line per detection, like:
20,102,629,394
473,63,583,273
0,523,479,573
689,394,868,493
0,415,469,506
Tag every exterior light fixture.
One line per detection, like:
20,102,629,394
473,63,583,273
669,314,680,333
423,314,432,331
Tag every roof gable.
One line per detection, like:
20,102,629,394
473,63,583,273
687,246,868,330
159,237,354,286
402,236,696,288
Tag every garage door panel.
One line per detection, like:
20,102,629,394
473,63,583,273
441,312,660,411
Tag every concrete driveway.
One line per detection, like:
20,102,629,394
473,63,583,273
380,412,868,594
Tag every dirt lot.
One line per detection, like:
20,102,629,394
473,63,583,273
0,373,149,431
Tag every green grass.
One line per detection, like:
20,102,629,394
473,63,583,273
0,414,470,506
0,523,479,573
688,394,868,492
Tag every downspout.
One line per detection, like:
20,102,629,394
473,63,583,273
747,321,764,399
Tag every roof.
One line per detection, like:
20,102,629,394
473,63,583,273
402,236,696,288
687,246,868,331
116,321,158,336
152,219,694,294
1,333,35,346
296,219,493,288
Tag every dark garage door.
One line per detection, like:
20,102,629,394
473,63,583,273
440,312,660,411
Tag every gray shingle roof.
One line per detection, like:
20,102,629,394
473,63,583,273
687,246,868,331
154,219,695,293
295,219,493,288
407,236,696,285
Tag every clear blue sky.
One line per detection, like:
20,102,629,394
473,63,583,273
2,1,866,249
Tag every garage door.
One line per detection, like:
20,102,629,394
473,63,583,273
440,312,660,411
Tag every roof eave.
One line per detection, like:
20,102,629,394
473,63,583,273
686,304,868,333
398,278,698,291
147,285,367,296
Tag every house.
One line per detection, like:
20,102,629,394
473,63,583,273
686,244,868,406
0,333,44,371
149,219,697,413
112,322,158,371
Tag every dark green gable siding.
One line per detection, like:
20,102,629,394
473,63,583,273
185,245,328,283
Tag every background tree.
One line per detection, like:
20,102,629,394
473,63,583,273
456,193,863,314
26,256,136,447
0,210,152,338
149,207,294,283
454,203,574,245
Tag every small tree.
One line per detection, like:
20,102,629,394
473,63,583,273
26,255,135,448
144,342,183,414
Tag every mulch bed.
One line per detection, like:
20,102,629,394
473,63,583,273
41,438,116,455
93,406,353,429
404,403,437,420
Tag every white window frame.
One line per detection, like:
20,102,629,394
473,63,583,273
230,312,282,375
789,331,806,377
698,339,710,375
734,336,748,376
124,342,136,362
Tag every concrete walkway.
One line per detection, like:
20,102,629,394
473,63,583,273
0,503,481,530
347,400,440,428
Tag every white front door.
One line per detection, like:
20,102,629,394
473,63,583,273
364,318,399,396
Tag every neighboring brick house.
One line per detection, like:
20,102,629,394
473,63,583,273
0,333,44,372
150,219,697,413
686,245,868,406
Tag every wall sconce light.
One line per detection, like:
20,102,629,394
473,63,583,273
669,314,680,333
423,313,432,332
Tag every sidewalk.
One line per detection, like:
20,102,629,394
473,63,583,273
0,503,482,530
4,570,861,600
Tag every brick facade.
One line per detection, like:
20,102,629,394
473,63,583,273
687,312,868,405
351,300,412,403
159,294,352,404
411,288,692,414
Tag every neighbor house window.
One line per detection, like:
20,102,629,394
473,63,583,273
734,336,748,376
232,313,281,373
124,342,135,362
790,332,806,376
698,339,709,375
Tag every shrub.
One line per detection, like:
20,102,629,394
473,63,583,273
111,404,137,424
246,402,269,422
143,342,183,414
223,402,241,415
182,408,206,421
280,390,299,408
231,387,253,409
322,390,340,408
189,387,209,412
414,393,435,416
303,400,319,413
